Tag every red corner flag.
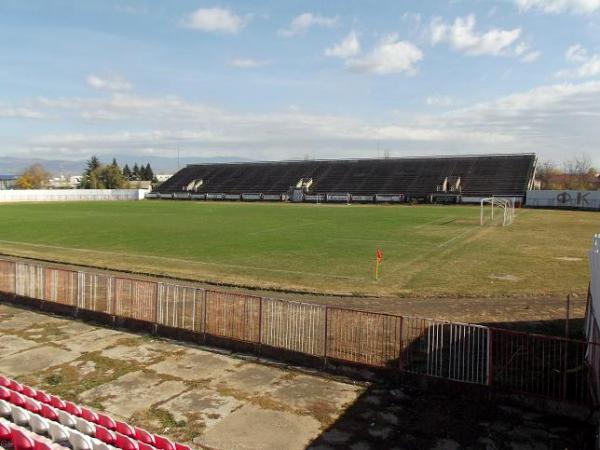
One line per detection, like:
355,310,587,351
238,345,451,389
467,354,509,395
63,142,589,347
375,248,383,280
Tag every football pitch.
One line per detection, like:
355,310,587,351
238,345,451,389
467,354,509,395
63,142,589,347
0,201,596,297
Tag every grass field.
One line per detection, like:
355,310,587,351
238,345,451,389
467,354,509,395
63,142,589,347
0,201,597,297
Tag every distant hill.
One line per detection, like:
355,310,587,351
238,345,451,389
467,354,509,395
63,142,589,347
0,155,251,176
0,157,85,176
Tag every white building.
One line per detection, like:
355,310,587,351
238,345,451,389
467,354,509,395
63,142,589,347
155,174,173,183
0,175,17,190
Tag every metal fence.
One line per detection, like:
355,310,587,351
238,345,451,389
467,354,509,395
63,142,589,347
585,234,600,403
0,256,596,405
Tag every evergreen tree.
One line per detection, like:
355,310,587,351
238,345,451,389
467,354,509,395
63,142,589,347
132,163,140,180
139,163,148,180
87,156,101,173
122,164,131,180
144,163,154,181
80,156,103,188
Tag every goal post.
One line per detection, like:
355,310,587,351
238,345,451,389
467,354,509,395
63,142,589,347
480,197,515,226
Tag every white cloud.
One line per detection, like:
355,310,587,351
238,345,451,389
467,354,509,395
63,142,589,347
36,93,220,122
0,104,46,119
401,12,422,23
514,42,541,62
229,58,270,68
521,50,540,62
114,5,147,15
430,15,523,57
558,56,600,78
182,7,248,34
7,80,600,165
557,45,600,78
346,34,423,75
515,0,600,14
324,32,360,58
566,44,589,62
86,75,132,92
278,13,338,37
426,95,455,107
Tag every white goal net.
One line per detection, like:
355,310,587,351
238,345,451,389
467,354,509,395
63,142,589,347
480,197,515,226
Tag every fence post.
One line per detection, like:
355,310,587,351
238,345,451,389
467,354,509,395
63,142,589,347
323,306,329,369
153,282,160,335
486,328,493,386
398,316,404,372
12,260,17,302
73,271,80,318
562,340,569,400
565,294,571,339
258,297,263,356
203,290,208,344
110,276,117,327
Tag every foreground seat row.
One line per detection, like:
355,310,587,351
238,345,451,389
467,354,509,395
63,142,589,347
0,375,190,450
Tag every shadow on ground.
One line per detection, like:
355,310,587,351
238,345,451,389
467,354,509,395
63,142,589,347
309,318,595,450
480,318,585,340
308,380,595,450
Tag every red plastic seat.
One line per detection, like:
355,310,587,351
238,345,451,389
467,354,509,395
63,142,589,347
97,413,116,430
116,421,135,438
0,385,10,400
153,435,175,450
81,407,99,423
134,427,155,445
0,420,12,440
24,397,42,414
0,375,10,388
21,385,36,398
35,390,51,404
11,427,35,450
115,433,139,450
95,426,116,445
8,379,23,392
65,401,82,416
34,441,53,450
138,443,155,450
10,390,26,407
50,395,66,410
40,403,59,421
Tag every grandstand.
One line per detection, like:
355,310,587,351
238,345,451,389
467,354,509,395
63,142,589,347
150,153,537,204
0,374,191,450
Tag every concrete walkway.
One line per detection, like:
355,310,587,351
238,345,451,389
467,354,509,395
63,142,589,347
0,302,594,449
0,303,362,449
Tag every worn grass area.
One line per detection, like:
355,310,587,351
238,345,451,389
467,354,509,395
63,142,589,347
0,201,596,297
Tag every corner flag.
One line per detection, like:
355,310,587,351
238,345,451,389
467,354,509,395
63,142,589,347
375,248,383,280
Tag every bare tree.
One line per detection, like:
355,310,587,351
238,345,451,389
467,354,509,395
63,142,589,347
562,153,594,190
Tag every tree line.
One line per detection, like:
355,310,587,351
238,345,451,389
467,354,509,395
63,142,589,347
79,156,156,189
536,154,599,191
13,156,158,189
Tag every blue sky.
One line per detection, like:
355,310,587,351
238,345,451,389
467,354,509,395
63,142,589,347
1,0,600,166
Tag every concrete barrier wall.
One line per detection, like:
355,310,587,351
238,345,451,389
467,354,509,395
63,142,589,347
526,190,600,210
0,189,148,202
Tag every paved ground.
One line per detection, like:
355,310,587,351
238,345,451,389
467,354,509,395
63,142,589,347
0,302,595,449
0,303,362,449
